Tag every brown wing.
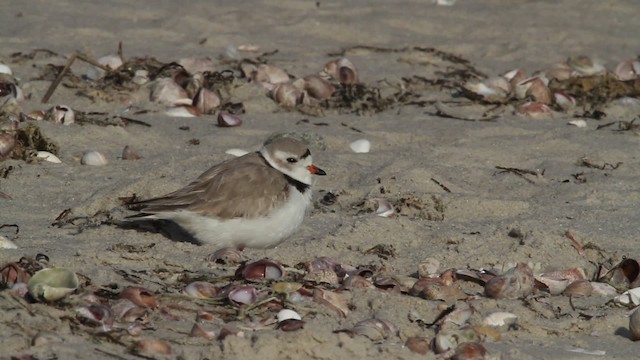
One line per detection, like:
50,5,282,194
129,152,290,219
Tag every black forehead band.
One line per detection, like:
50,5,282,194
301,149,311,159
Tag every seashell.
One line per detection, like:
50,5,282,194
567,55,605,76
554,91,576,111
303,75,335,100
440,306,473,328
305,266,340,285
535,267,587,295
630,306,640,341
599,258,640,290
272,82,302,108
433,328,481,354
503,69,527,87
313,288,350,317
81,150,108,166
132,70,150,85
165,105,199,117
120,286,157,308
482,312,518,328
514,77,547,101
341,275,375,290
98,54,123,70
524,77,552,104
323,58,358,85
193,87,220,115
346,318,397,342
36,151,61,163
0,234,18,249
183,281,221,298
205,246,246,264
433,333,455,353
197,310,215,321
122,145,142,160
277,309,302,322
76,304,113,330
614,287,640,307
7,282,29,298
367,197,395,217
485,262,534,299
0,64,13,76
0,132,16,159
225,148,249,157
614,59,640,81
0,262,30,288
238,259,285,281
111,298,147,322
350,139,370,153
49,105,75,125
252,64,290,84
590,282,618,296
463,79,509,101
190,323,216,339
27,268,79,302
150,78,191,106
563,280,593,297
178,57,216,75
228,285,259,306
421,283,467,303
418,258,440,279
516,101,552,118
276,319,305,331
134,339,171,355
217,112,242,127
567,120,587,128
373,277,403,293
452,342,487,360
271,282,303,294
545,62,573,81
405,336,431,355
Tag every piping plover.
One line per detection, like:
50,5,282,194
126,137,326,248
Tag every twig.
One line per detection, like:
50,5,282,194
41,53,112,103
430,178,451,193
564,230,585,257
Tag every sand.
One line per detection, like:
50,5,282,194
1,0,640,359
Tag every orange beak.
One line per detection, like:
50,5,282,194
307,165,326,176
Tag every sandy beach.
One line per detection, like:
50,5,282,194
2,1,640,359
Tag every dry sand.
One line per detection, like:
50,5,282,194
2,0,640,359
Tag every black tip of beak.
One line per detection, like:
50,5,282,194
315,168,327,176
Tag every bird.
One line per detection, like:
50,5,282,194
125,137,326,249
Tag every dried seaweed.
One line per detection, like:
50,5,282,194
10,124,59,161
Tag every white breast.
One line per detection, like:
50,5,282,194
167,186,312,248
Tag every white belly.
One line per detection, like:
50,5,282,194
165,187,311,248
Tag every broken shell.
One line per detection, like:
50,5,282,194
0,64,13,76
303,74,336,100
347,318,397,342
554,92,577,111
276,319,306,331
239,259,285,281
150,78,191,106
545,62,573,81
369,198,395,217
49,105,75,125
122,145,142,160
134,339,171,355
36,151,61,163
27,268,79,302
482,312,518,328
452,342,487,360
563,280,593,297
433,328,481,354
421,283,467,303
405,336,431,355
193,87,220,115
228,285,259,306
81,151,108,166
516,101,552,118
614,59,640,81
132,70,150,85
614,287,640,307
98,54,123,70
341,275,375,290
0,262,30,288
0,234,17,249
524,77,552,104
272,82,302,108
313,288,350,317
599,258,640,290
590,282,618,296
178,57,216,75
485,262,534,299
120,286,157,308
252,64,290,84
277,309,302,322
463,79,509,101
535,268,586,295
217,112,242,127
630,306,640,340
350,139,370,153
0,132,16,159
76,304,114,331
418,258,440,279
111,298,147,322
183,281,221,298
165,105,199,117
271,282,303,295
205,246,246,264
323,58,358,85
502,69,527,87
190,323,216,339
567,55,605,76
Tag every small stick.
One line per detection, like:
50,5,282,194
41,53,112,103
564,230,585,257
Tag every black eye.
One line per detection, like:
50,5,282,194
286,157,297,163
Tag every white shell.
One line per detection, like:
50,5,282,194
225,148,249,157
0,235,18,249
350,139,371,153
0,64,13,75
98,54,123,70
370,198,395,217
482,312,518,327
36,151,62,163
81,151,108,166
165,106,198,118
132,70,150,85
277,309,302,322
568,120,587,128
614,287,640,307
